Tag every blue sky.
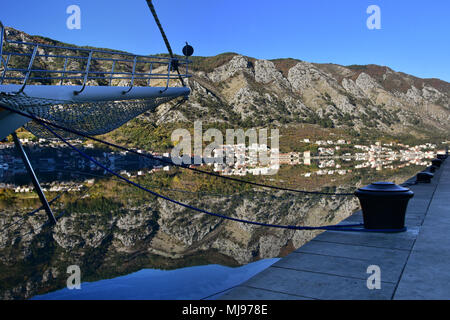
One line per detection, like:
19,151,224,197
2,0,449,81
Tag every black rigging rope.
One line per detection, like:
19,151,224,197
27,116,405,233
38,118,366,231
0,104,354,196
146,0,186,87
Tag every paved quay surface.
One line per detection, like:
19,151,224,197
216,159,449,300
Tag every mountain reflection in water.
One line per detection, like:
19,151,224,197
0,144,432,299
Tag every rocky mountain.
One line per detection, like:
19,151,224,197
2,27,449,141
181,54,450,137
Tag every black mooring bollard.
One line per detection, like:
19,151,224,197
428,165,438,173
432,158,443,168
354,182,414,230
416,171,434,183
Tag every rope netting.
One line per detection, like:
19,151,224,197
0,92,178,139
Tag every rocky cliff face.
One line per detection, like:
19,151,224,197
178,54,450,137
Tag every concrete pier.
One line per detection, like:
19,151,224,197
217,159,450,300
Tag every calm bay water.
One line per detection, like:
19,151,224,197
0,144,433,299
32,258,279,300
